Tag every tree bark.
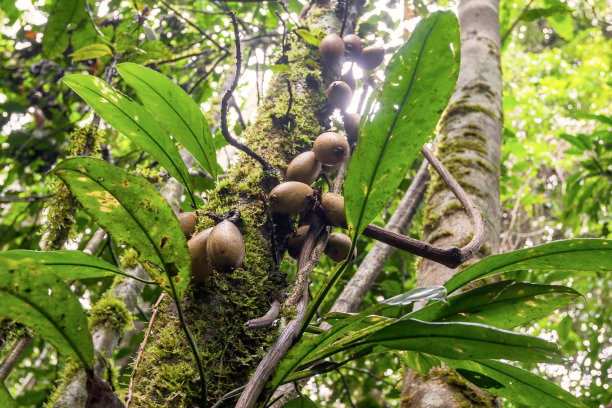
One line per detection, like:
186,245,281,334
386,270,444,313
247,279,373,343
400,0,503,406
128,3,361,407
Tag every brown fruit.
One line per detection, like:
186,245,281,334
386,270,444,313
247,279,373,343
287,225,310,259
327,81,353,110
340,70,356,91
321,163,340,174
343,34,363,60
357,45,385,71
269,181,314,215
286,151,321,185
313,132,349,166
321,192,347,228
319,33,344,66
324,232,355,262
343,112,360,147
177,211,197,238
206,220,245,272
188,228,213,284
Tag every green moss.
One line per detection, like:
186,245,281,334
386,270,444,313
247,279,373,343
44,359,85,408
119,248,140,270
129,9,341,407
440,103,501,128
88,292,133,332
433,367,496,408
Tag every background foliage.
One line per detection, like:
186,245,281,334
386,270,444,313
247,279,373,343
0,0,610,407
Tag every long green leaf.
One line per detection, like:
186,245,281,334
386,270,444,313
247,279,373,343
344,11,460,236
62,74,195,205
410,281,581,329
0,250,153,283
273,287,445,393
0,382,17,408
116,63,218,179
441,359,586,408
42,0,87,58
0,257,94,370
445,239,612,294
52,157,191,300
360,319,562,363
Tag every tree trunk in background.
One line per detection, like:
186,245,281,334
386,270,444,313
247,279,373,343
400,0,503,406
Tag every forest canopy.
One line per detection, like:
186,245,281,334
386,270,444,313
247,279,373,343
0,0,610,407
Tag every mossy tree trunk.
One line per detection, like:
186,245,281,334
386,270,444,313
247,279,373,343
128,4,358,407
400,0,503,407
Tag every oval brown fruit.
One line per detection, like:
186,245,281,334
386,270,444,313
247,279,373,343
313,132,349,166
343,112,360,147
188,227,213,284
357,45,385,71
343,34,363,60
287,225,310,259
321,192,347,228
269,181,314,215
319,33,344,66
178,211,197,238
286,151,322,185
206,220,245,272
327,81,353,111
324,232,355,263
340,70,356,91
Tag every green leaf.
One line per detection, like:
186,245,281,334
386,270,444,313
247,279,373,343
0,250,153,283
362,319,562,363
42,0,87,58
0,257,94,370
70,43,112,62
62,74,195,205
295,28,322,47
410,281,581,329
273,287,445,392
400,351,441,375
344,11,460,236
0,382,17,408
51,157,191,300
445,239,612,294
441,359,586,408
116,63,218,179
283,396,320,408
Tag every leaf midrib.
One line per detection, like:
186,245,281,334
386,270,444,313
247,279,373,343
66,80,193,199
119,67,216,177
57,162,181,295
353,12,443,236
0,287,92,370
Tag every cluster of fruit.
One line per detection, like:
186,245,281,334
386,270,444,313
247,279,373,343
178,30,385,284
178,212,245,285
320,32,384,147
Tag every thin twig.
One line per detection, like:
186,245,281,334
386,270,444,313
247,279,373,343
84,228,106,255
337,368,357,408
159,0,227,52
501,0,535,45
222,12,277,176
188,51,229,94
125,292,166,408
0,334,33,381
0,194,52,203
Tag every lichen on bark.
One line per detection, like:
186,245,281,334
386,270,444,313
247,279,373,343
128,8,343,407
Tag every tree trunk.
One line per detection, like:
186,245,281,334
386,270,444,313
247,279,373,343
127,4,360,407
400,0,503,406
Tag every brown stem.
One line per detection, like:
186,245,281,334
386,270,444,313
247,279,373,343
221,12,278,177
361,147,485,269
0,334,33,381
